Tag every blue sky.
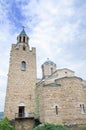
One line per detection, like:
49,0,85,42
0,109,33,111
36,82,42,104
0,0,86,111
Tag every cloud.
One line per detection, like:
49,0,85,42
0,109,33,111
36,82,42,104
11,0,86,80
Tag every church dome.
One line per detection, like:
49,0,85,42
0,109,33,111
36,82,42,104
43,58,56,66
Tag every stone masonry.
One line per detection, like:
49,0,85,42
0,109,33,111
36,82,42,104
35,60,86,125
4,29,36,130
4,29,86,130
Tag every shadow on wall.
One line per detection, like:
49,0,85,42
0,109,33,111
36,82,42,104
34,119,42,127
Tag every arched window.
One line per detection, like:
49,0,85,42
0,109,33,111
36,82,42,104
51,67,53,74
19,36,21,42
21,61,26,70
23,36,25,42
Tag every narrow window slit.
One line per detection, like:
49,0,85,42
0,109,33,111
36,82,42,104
55,106,58,115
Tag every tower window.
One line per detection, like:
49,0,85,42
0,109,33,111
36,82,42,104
23,36,25,42
51,67,53,74
21,61,26,70
19,36,21,42
55,106,58,115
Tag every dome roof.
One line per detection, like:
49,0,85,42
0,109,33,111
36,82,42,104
42,58,56,66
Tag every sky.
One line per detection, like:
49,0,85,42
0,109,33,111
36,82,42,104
0,0,86,111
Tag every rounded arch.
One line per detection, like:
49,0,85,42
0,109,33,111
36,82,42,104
21,61,26,70
18,102,26,107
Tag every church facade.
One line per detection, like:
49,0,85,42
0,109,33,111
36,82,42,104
4,29,86,130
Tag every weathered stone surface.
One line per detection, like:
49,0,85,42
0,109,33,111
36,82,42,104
4,29,86,130
15,119,34,130
4,44,36,120
36,77,86,124
4,30,36,130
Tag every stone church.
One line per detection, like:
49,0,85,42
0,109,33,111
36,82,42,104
4,29,86,130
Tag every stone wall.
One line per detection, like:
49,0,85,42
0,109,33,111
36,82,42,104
15,119,34,130
56,68,75,79
4,44,36,120
36,77,86,125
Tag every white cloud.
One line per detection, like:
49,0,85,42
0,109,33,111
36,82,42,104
18,0,86,79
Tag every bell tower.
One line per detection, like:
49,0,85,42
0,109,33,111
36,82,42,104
4,28,36,127
17,27,29,45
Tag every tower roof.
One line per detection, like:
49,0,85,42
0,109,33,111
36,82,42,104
17,28,29,44
19,28,27,36
42,58,56,66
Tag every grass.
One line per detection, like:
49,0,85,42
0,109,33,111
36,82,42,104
65,124,86,130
